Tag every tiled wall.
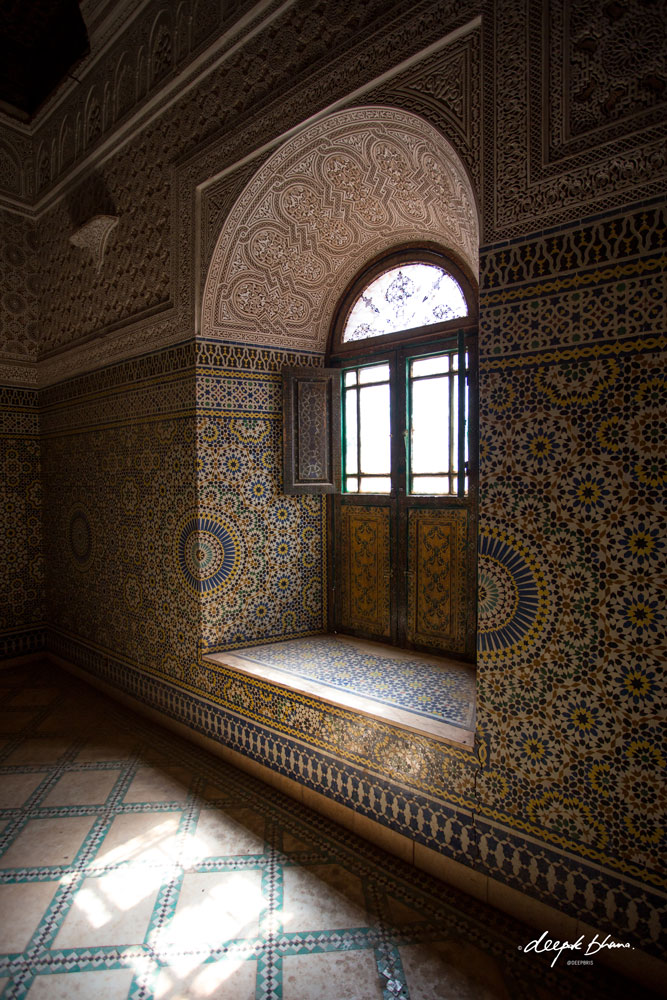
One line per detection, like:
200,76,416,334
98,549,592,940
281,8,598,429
39,338,327,684
0,385,44,658
40,344,199,684
195,341,326,651
476,202,666,939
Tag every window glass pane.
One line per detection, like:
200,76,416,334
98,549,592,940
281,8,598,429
344,370,357,386
452,375,459,473
411,376,449,474
412,475,452,495
344,389,358,475
464,360,469,468
358,363,390,384
343,263,468,342
359,383,390,474
346,476,359,492
411,354,450,378
360,476,391,493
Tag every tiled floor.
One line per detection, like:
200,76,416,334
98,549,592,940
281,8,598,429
206,635,475,746
0,660,647,1000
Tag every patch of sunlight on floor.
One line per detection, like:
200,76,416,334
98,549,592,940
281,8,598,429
160,872,265,951
155,957,254,999
71,866,162,931
94,818,181,866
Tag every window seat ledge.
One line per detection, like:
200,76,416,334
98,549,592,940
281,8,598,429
203,634,475,751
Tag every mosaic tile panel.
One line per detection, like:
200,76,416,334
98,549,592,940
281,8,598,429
221,636,476,729
0,385,44,660
38,340,327,688
2,661,650,999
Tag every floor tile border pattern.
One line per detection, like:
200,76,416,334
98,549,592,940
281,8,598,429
45,634,667,957
0,663,622,1000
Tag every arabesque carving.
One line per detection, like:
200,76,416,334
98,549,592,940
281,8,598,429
202,107,479,352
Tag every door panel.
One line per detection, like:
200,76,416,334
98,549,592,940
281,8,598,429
405,507,470,653
337,502,392,640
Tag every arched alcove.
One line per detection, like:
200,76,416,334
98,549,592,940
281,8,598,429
201,106,479,353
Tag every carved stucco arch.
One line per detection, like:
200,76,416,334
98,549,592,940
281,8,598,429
202,106,479,353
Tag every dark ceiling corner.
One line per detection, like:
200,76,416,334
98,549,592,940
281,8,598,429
0,0,90,121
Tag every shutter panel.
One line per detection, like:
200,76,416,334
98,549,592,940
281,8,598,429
405,506,475,657
282,367,341,494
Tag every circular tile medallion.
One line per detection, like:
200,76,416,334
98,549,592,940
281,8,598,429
478,530,549,656
175,513,243,596
68,505,93,571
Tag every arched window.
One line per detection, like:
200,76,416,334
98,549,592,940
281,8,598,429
283,247,478,660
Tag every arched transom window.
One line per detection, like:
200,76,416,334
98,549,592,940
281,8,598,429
342,261,469,343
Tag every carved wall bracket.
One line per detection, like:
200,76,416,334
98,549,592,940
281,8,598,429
69,215,119,272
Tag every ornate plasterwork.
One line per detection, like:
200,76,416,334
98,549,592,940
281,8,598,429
69,214,119,272
545,0,667,157
29,2,478,387
201,107,479,352
0,0,263,208
486,0,667,240
0,362,38,385
0,213,40,365
357,28,480,194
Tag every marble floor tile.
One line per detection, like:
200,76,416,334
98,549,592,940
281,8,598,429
24,968,135,1000
399,940,512,1000
156,870,264,951
282,863,369,931
187,806,267,860
91,812,183,867
0,881,59,952
0,770,47,807
0,710,42,732
282,950,385,1000
1,815,96,868
76,736,137,762
384,892,428,929
54,867,162,947
34,710,91,735
3,737,74,764
42,768,120,806
281,830,316,853
124,766,192,804
8,687,60,707
154,956,257,1000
